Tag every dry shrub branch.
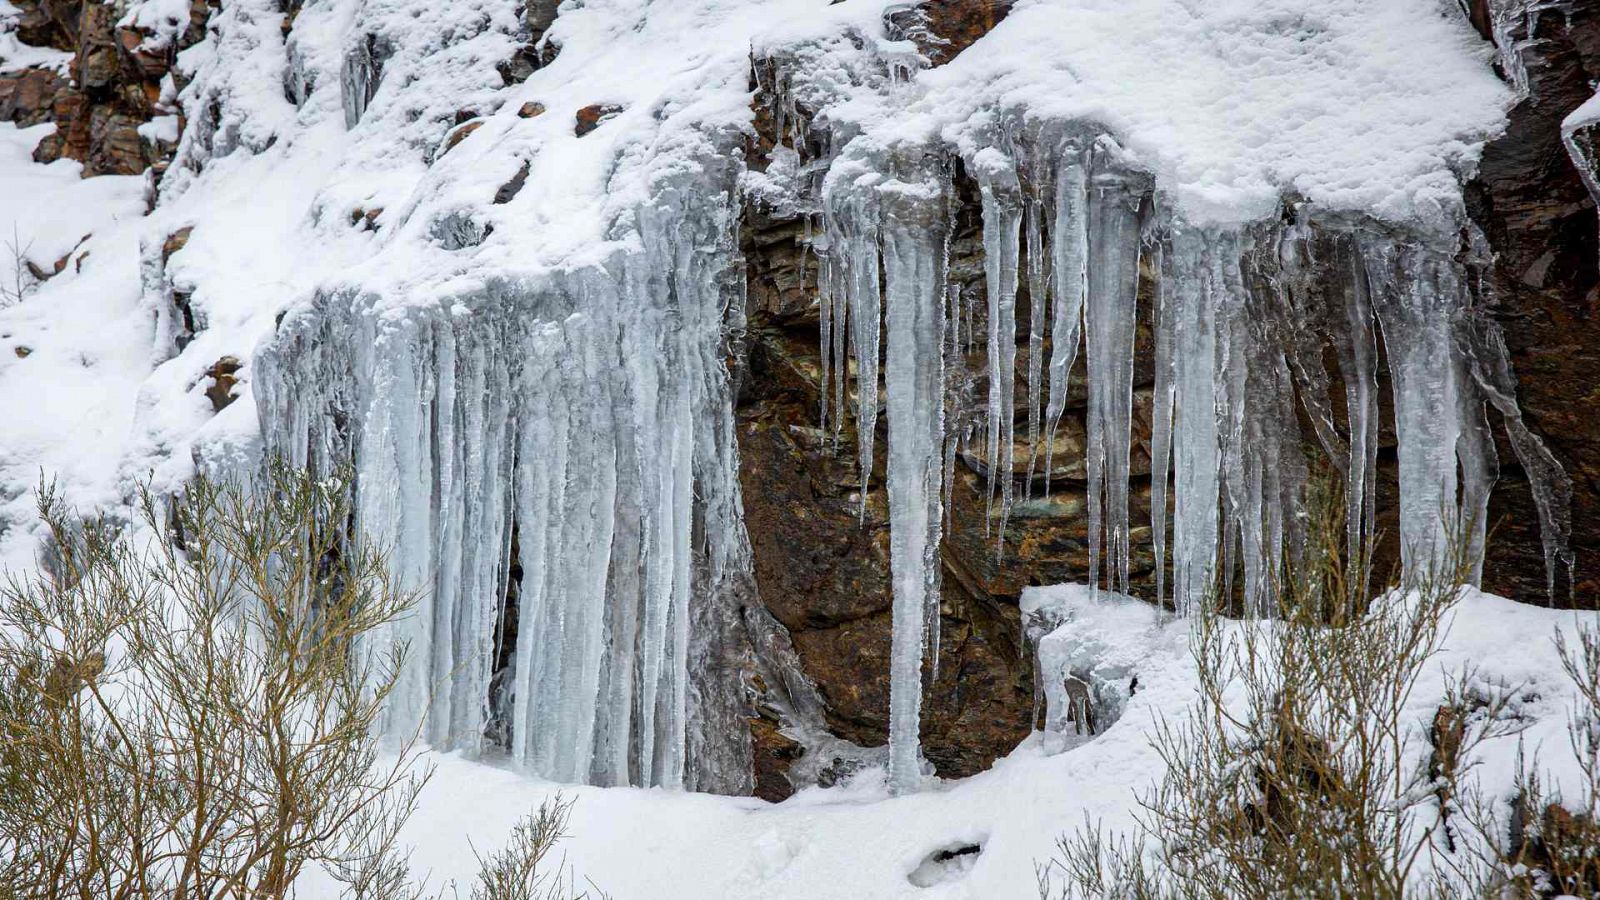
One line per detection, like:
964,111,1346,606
1039,487,1589,899
0,461,427,898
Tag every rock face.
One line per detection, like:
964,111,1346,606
737,1,1600,798
1,0,206,177
3,0,1595,800
883,0,1015,67
1467,2,1600,605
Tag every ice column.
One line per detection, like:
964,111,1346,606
1043,144,1088,486
1160,231,1223,616
1364,240,1473,579
879,165,949,794
974,148,1021,537
1083,152,1143,596
822,147,952,792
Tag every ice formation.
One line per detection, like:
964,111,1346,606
255,111,755,787
5,0,1574,799
779,4,1574,784
821,148,1575,779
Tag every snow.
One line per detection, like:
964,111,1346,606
285,587,1596,898
0,0,1577,884
0,0,70,73
769,0,1509,232
0,123,148,566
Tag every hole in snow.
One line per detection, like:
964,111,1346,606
907,842,982,887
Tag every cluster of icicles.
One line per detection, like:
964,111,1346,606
255,158,753,792
254,117,1570,796
812,129,1573,793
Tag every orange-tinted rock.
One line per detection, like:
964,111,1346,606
5,0,206,178
749,714,803,802
517,100,546,118
574,103,622,137
204,355,242,412
436,119,483,158
162,226,193,263
0,68,68,128
884,0,1014,68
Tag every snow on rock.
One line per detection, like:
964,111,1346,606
0,0,71,74
0,0,1564,813
1022,584,1165,754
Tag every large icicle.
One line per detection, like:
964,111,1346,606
880,161,949,794
821,148,954,794
1163,230,1222,616
1043,144,1088,489
1148,237,1174,610
824,172,885,509
974,148,1022,539
1363,238,1474,581
1083,147,1144,596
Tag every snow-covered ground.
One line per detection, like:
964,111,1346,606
287,587,1594,898
0,123,148,563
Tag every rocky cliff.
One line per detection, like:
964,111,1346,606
1,0,1593,801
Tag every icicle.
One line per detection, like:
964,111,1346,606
1455,349,1498,586
1364,239,1468,581
839,190,883,512
1043,143,1088,493
819,237,834,433
1331,235,1380,578
1023,189,1050,496
1459,299,1575,602
1166,230,1221,617
1083,147,1142,596
974,148,1022,544
1149,239,1174,611
879,161,948,795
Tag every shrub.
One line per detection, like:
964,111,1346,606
0,462,427,898
1039,492,1552,899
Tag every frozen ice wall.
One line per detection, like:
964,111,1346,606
92,0,1568,796
257,152,753,790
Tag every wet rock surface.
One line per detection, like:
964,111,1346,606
1466,2,1600,605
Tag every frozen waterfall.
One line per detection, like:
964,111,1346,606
255,160,752,792
815,128,1573,790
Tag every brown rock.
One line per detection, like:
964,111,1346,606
5,0,206,178
493,160,530,205
884,0,1015,68
749,715,803,802
574,103,622,137
1466,2,1600,606
436,118,483,158
0,68,69,128
162,226,193,263
517,100,546,118
204,355,242,412
15,1,72,50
